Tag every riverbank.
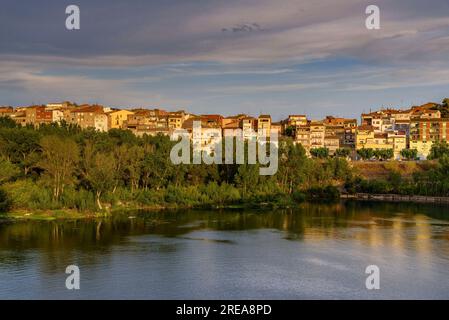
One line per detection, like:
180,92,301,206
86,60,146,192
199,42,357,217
341,193,449,204
0,201,300,222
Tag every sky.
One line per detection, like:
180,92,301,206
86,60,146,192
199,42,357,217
1,0,449,120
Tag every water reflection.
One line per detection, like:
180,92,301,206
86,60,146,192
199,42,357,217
1,200,449,299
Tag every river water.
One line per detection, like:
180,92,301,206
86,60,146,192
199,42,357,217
1,201,449,299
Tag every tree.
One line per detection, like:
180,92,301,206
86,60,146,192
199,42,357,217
85,152,116,209
400,148,418,160
0,117,17,129
276,139,310,193
374,149,394,161
335,148,351,158
284,126,295,137
0,158,20,184
39,135,79,201
357,148,374,160
428,141,449,160
235,164,260,198
310,147,329,159
0,128,40,175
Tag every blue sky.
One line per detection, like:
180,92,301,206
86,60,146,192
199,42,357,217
1,0,449,120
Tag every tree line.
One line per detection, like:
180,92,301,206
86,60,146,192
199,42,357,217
0,117,352,213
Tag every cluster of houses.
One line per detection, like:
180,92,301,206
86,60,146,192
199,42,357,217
0,101,447,160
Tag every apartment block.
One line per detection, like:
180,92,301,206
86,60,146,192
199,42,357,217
410,118,449,159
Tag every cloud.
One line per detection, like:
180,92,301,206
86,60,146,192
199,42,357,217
1,0,449,118
1,0,449,66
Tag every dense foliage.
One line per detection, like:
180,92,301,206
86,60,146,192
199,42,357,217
345,155,449,196
0,118,351,213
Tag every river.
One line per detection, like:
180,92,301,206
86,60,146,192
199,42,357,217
1,201,449,299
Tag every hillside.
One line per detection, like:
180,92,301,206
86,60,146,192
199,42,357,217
351,161,438,181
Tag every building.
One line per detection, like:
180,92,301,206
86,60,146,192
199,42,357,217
51,109,64,123
356,125,406,159
388,131,407,158
108,109,135,129
295,125,311,150
69,105,108,131
241,117,258,140
410,118,449,159
310,121,325,149
25,106,53,126
0,107,14,118
324,135,340,154
258,115,271,136
168,114,184,129
271,122,282,136
287,115,307,127
183,117,222,155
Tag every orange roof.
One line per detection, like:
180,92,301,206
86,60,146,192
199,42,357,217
72,105,104,113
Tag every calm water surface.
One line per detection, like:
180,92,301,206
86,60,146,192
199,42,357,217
1,201,449,299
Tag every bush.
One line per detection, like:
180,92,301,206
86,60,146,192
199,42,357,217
305,185,340,201
3,180,56,210
0,188,12,213
60,187,97,211
292,190,306,203
134,189,166,206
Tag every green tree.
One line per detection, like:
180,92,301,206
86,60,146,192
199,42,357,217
85,152,116,210
428,141,449,160
276,139,310,193
335,148,351,158
39,135,79,201
0,117,17,129
374,149,394,160
400,148,418,160
310,147,329,159
357,148,375,160
0,128,40,175
235,164,260,198
284,126,295,137
0,158,20,184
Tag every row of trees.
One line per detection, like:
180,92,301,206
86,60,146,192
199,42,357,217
0,117,351,212
357,148,394,161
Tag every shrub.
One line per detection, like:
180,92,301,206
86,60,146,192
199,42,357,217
3,180,55,210
306,185,340,201
0,188,12,213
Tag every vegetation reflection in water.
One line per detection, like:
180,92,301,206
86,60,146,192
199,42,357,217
1,201,449,299
2,201,449,257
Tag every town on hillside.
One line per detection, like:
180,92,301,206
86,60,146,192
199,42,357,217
1,99,449,160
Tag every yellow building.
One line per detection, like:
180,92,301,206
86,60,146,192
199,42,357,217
258,115,271,136
310,121,325,149
168,114,184,129
356,125,392,150
295,125,311,150
388,132,407,158
287,115,307,127
356,125,407,159
108,109,135,129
